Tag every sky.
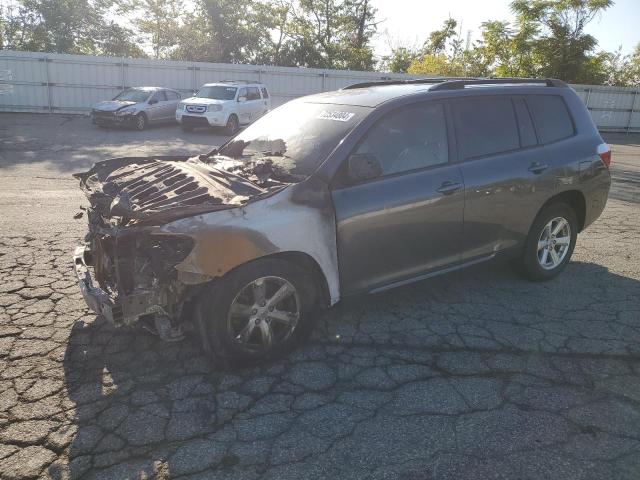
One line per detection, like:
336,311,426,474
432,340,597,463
371,0,640,57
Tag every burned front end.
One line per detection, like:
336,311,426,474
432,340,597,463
73,154,281,335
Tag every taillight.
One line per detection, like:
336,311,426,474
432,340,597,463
597,143,611,168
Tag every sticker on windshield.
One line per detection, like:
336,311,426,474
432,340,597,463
317,110,355,122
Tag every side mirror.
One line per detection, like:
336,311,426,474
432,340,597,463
347,153,383,182
148,98,158,105
238,96,247,103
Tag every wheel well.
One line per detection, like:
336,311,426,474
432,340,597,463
540,190,586,232
262,251,331,308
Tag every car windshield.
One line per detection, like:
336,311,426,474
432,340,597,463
196,86,238,100
218,101,370,178
113,89,150,103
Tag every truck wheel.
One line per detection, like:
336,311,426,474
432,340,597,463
225,114,239,136
513,202,578,281
194,258,318,366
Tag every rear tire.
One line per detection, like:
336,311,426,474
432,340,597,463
194,258,318,367
513,202,578,281
225,114,239,136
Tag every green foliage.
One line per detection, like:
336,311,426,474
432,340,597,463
407,0,637,86
0,0,142,56
0,0,636,85
133,0,183,59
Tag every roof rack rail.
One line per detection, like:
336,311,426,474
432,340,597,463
218,79,253,84
429,78,567,91
342,77,477,90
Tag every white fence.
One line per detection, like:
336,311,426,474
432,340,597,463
0,50,639,132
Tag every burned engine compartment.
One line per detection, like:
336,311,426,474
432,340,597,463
74,154,292,226
73,154,295,333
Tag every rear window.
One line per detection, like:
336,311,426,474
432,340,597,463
452,97,519,159
526,95,574,144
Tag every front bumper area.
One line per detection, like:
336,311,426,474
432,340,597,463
92,111,134,126
73,245,155,326
177,112,225,127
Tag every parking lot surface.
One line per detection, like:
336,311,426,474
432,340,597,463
0,113,639,480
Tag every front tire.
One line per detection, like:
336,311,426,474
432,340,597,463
194,258,318,366
514,202,578,281
134,113,147,131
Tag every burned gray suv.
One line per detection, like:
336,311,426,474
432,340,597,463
74,78,611,364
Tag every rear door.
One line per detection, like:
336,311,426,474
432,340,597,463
245,87,263,121
452,95,561,259
164,90,181,120
331,101,465,294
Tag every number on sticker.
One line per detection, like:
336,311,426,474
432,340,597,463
318,110,354,122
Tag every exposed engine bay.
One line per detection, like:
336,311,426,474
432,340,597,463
72,153,295,339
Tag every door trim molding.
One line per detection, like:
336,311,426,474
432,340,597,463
369,253,495,294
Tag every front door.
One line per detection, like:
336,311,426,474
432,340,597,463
331,101,465,294
237,87,251,124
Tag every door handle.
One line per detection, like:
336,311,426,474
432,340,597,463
528,162,549,174
437,181,462,195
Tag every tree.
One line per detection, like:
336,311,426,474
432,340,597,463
1,0,141,56
134,0,183,59
510,0,613,83
381,46,417,73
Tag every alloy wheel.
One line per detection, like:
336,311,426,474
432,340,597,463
227,276,300,354
537,216,572,270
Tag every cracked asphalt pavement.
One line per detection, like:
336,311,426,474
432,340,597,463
0,114,639,479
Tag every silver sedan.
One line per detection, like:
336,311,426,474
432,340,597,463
91,87,182,130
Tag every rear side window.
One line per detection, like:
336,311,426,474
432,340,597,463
513,98,537,147
246,87,261,100
526,95,574,144
354,102,449,175
452,97,519,159
165,90,180,101
261,87,269,98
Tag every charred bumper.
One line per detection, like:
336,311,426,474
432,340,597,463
73,245,157,325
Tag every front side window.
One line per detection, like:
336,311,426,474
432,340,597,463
151,91,167,102
238,88,248,99
195,86,238,100
353,102,449,176
526,95,574,144
452,97,520,159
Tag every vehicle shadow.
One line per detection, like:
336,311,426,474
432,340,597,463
0,113,230,173
58,260,640,479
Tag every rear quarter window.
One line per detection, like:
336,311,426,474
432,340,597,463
526,95,574,144
452,96,520,159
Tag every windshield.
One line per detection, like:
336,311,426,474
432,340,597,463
196,86,238,100
113,89,150,103
218,101,370,178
